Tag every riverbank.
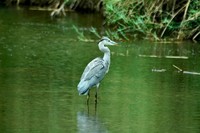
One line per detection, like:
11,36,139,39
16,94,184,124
2,0,200,42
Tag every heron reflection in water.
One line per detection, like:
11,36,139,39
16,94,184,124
77,112,108,133
77,37,117,104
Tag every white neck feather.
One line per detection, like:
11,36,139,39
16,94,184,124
98,42,110,63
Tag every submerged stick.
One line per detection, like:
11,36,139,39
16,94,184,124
173,65,200,75
173,65,183,72
139,55,188,59
183,71,200,75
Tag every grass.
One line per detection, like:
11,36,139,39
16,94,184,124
104,0,200,41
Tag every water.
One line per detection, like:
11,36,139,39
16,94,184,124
0,7,200,133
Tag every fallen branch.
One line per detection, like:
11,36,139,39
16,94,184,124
50,0,68,17
17,0,20,6
172,64,183,72
139,55,188,59
188,25,200,38
193,31,200,41
183,71,200,75
173,65,200,75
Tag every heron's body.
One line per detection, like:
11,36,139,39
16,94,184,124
78,57,109,95
77,37,117,103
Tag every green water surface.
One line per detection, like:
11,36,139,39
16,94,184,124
0,7,200,133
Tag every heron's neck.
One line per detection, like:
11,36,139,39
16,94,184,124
98,42,110,63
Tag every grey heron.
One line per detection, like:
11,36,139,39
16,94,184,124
77,37,117,104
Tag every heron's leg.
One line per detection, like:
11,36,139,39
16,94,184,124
95,83,100,104
95,100,97,115
87,91,90,105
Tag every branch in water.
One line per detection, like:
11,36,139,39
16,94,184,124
50,0,68,17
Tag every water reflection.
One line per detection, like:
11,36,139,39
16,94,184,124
77,111,108,133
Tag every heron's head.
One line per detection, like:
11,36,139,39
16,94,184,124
99,36,117,46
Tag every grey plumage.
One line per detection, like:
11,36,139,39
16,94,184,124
78,57,108,95
77,37,117,103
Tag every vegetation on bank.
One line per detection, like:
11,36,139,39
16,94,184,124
3,0,103,12
2,0,200,41
104,0,200,41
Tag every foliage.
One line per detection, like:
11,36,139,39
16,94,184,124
4,0,199,41
104,0,200,41
72,25,99,42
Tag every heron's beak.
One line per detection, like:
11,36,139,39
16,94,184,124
110,40,118,45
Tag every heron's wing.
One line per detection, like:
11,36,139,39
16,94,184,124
81,57,107,81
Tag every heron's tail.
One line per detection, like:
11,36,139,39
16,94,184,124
77,80,90,95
